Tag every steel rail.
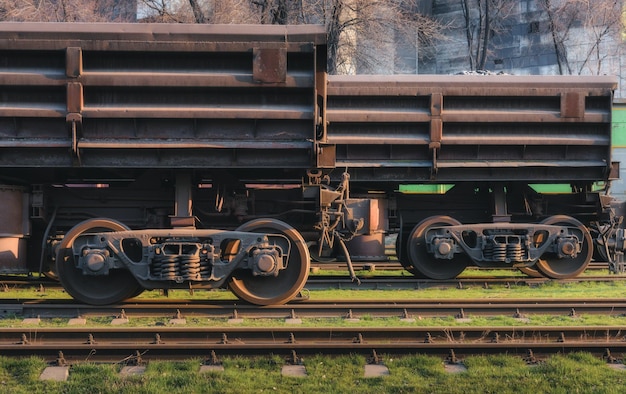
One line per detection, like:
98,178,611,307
4,298,626,320
0,326,624,362
304,275,626,290
1,271,624,294
309,261,612,272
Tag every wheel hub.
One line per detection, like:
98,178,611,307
557,239,578,257
80,248,110,273
253,249,280,275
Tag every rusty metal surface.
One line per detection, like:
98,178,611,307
0,22,617,185
6,297,626,320
0,22,327,47
0,325,624,360
0,23,325,170
327,74,617,184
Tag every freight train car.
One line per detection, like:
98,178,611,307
326,75,624,279
0,23,622,306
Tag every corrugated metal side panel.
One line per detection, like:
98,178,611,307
327,74,616,184
0,23,326,169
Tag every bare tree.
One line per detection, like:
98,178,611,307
188,0,208,23
538,0,579,75
310,0,446,74
138,0,259,23
251,0,289,24
460,0,515,71
0,0,131,22
575,0,623,75
137,0,446,75
1,0,445,75
539,0,623,76
138,0,194,22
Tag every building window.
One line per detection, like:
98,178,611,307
529,21,540,34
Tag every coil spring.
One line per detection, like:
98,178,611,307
506,242,524,262
484,240,507,262
180,254,202,280
199,259,211,277
483,242,493,260
153,253,209,280
492,243,507,262
152,254,179,280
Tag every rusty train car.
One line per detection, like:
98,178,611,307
0,23,622,305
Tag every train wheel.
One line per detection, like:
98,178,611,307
56,218,142,305
395,234,420,275
518,266,544,278
229,219,310,305
535,215,592,279
407,216,469,280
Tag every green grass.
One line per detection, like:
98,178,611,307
0,353,624,393
2,267,625,303
307,279,626,300
1,275,625,392
1,280,626,328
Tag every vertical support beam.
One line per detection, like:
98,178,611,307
66,82,83,114
253,47,287,83
315,43,328,142
315,43,333,169
429,93,443,178
561,92,585,119
66,47,84,165
429,93,443,149
171,172,196,228
491,184,511,223
66,47,82,78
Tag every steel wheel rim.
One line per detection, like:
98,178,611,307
535,215,592,279
518,266,545,278
407,215,469,280
396,233,421,276
56,218,142,305
229,219,310,305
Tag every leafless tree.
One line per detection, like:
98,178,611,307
0,0,444,75
538,0,579,75
309,0,446,74
251,0,289,24
539,0,623,76
138,0,260,23
138,0,194,22
574,0,623,76
460,0,515,71
137,0,446,75
188,0,208,23
0,0,132,22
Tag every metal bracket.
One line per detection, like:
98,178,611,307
67,113,82,166
429,93,443,179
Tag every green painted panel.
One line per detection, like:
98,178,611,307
529,183,604,194
399,184,454,194
613,105,626,147
529,184,572,193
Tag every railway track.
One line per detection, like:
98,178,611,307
2,298,626,320
1,264,624,294
1,325,625,362
305,273,626,290
310,260,614,272
2,298,625,369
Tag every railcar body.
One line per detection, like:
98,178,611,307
0,22,622,305
326,74,623,279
